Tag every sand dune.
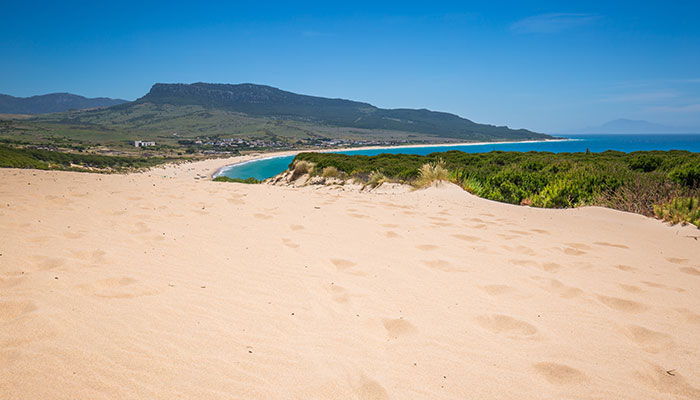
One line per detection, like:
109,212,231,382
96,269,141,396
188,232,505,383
1,161,699,399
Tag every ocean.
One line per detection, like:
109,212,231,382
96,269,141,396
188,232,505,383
215,134,700,181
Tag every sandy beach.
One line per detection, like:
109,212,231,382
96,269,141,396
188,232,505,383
1,159,699,399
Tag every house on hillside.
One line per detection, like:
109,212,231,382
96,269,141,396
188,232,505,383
133,140,156,148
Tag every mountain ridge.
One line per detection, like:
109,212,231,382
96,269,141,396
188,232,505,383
128,82,551,141
0,93,128,114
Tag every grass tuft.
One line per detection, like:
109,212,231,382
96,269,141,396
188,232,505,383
366,171,387,188
414,158,449,188
322,166,339,178
290,160,314,181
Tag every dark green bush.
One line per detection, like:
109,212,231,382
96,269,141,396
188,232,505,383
212,176,260,184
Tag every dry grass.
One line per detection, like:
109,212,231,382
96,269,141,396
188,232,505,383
414,159,449,188
290,160,314,181
322,166,339,178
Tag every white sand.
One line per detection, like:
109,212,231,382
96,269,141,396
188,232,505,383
1,160,699,399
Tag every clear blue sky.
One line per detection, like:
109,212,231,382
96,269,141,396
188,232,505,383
2,0,700,133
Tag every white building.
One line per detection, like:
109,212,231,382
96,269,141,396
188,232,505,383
133,140,156,147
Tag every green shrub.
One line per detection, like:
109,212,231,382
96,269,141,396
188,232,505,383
654,197,700,227
669,163,700,187
212,176,260,184
0,144,174,172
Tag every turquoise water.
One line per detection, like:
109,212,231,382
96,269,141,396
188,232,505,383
216,134,700,180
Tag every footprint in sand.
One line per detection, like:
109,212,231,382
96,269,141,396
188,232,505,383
385,231,401,238
530,228,550,234
253,213,273,220
0,300,36,323
615,264,637,272
623,325,674,354
597,295,649,313
475,314,538,337
634,365,700,398
32,257,66,271
675,308,700,324
328,285,350,304
353,375,389,400
479,285,515,296
642,281,685,292
666,257,688,264
416,244,439,251
289,224,305,231
562,246,587,256
431,221,455,227
539,279,583,299
451,234,480,242
348,213,370,219
68,249,107,264
282,238,300,249
504,245,536,256
533,362,587,385
130,222,151,234
541,262,562,272
679,267,700,276
382,318,417,338
77,277,158,299
62,231,84,239
331,258,357,270
619,284,645,293
422,259,463,272
511,259,561,273
594,241,629,249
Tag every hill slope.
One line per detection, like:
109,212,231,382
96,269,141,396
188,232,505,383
2,83,553,152
0,93,128,114
130,82,550,141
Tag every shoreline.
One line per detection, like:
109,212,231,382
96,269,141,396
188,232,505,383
211,137,572,179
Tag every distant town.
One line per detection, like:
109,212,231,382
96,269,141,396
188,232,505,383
166,136,421,155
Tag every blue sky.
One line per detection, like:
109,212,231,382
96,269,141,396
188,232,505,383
2,0,699,133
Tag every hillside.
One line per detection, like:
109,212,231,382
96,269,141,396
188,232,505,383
0,93,128,114
134,83,550,141
1,83,553,154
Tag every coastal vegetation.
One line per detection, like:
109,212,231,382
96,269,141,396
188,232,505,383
212,176,260,184
292,150,700,226
0,144,174,172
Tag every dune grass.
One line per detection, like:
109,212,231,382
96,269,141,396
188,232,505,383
414,159,449,188
290,160,314,181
